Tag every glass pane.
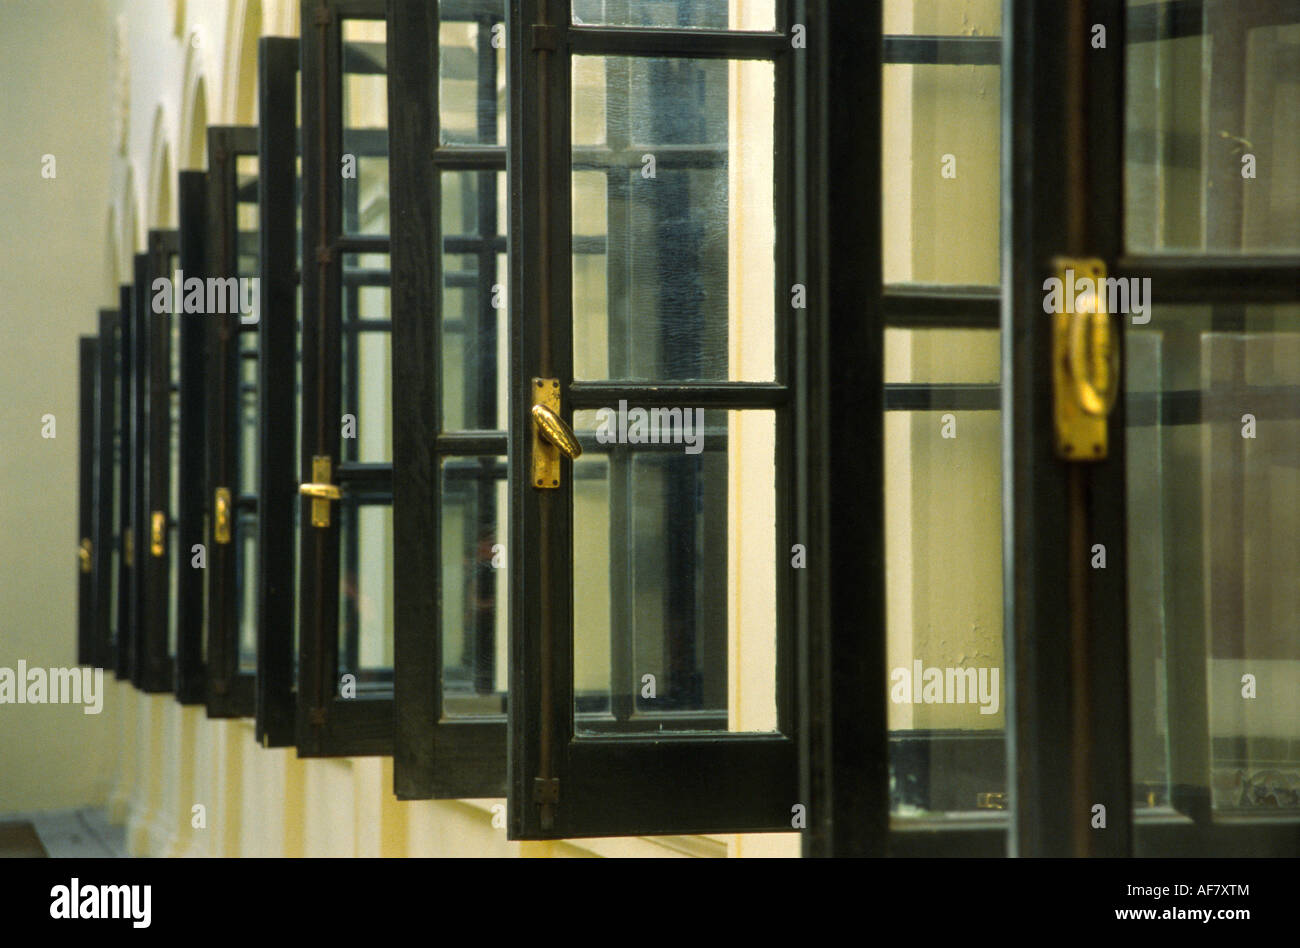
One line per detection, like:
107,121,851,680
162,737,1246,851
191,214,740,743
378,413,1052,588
1125,6,1300,252
342,254,391,462
338,500,394,687
238,510,257,672
1126,305,1300,813
438,6,506,145
571,0,775,31
884,328,1000,384
441,456,507,716
572,408,776,734
884,0,1001,36
342,19,389,237
571,56,775,382
886,330,1004,817
883,63,1000,286
441,170,506,432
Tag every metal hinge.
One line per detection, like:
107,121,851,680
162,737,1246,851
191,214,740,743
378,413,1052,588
78,538,92,573
313,5,333,27
124,530,134,568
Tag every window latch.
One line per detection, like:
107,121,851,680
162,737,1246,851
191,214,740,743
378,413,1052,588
150,511,166,557
214,487,233,544
531,378,582,489
299,455,342,527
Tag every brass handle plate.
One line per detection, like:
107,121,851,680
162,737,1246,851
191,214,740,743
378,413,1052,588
299,455,341,527
531,378,582,489
150,511,166,557
214,487,233,544
78,538,92,573
1052,257,1119,461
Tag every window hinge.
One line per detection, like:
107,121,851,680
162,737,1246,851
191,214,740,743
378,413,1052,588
533,776,559,805
532,24,559,51
309,707,327,726
315,245,335,265
314,5,333,27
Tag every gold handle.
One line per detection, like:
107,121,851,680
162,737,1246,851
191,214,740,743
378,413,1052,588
124,530,134,567
1068,288,1119,418
214,488,232,544
1052,257,1118,460
531,379,581,489
531,404,582,460
150,511,166,557
299,456,341,527
299,483,342,500
78,538,92,573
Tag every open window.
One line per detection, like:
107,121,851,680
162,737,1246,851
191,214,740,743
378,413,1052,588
93,308,123,673
506,0,806,839
256,35,303,747
204,126,261,717
77,333,100,668
296,0,394,755
115,281,133,682
175,171,209,704
138,229,181,694
387,0,508,800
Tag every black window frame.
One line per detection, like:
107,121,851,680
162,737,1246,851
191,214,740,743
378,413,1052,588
176,170,209,704
257,34,303,747
93,307,122,672
77,333,100,668
507,0,803,840
204,125,261,718
388,0,509,800
139,228,181,695
115,281,133,682
297,0,394,756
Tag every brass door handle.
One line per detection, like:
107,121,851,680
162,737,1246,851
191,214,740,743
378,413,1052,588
1067,288,1119,418
299,456,341,527
78,538,92,573
299,483,342,500
1052,257,1119,460
531,404,582,460
531,379,581,489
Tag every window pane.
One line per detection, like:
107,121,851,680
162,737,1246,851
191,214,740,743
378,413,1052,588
338,499,394,686
883,63,1000,286
441,170,506,432
438,7,506,145
1125,6,1300,253
572,408,776,735
341,254,391,462
884,0,1001,36
884,328,1000,384
440,456,507,716
1126,305,1300,813
571,0,774,31
571,56,775,382
342,19,389,237
886,329,1004,817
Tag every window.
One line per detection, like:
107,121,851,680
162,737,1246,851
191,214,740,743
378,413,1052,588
388,0,508,800
297,0,394,755
504,0,801,839
255,34,302,747
78,333,100,668
205,126,260,717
